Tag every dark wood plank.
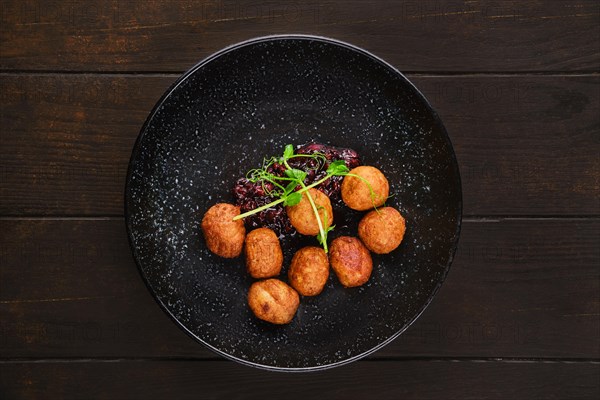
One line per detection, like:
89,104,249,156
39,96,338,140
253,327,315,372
1,1,598,72
1,74,598,216
416,75,600,216
0,74,162,215
1,219,598,359
1,360,598,400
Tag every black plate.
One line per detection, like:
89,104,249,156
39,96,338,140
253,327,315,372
125,35,462,371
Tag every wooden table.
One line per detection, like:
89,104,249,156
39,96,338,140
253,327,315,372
1,1,599,398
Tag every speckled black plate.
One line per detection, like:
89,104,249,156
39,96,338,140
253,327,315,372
125,35,462,371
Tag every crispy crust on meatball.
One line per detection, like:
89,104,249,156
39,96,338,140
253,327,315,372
329,236,373,287
288,246,330,296
247,279,300,324
358,207,406,254
244,227,283,278
341,166,389,211
286,188,333,236
201,203,246,258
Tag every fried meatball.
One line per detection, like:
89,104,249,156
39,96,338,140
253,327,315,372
288,246,330,296
329,236,373,287
358,207,406,254
244,227,283,278
201,203,246,258
286,188,333,236
341,166,389,211
247,279,300,324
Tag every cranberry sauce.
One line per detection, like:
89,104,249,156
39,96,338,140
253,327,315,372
232,143,361,236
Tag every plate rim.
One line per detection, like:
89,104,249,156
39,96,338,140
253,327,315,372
124,34,463,372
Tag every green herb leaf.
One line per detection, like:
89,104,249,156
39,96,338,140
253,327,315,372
284,191,302,206
284,181,298,195
238,144,371,244
326,160,349,176
283,144,294,160
316,225,335,246
284,168,307,182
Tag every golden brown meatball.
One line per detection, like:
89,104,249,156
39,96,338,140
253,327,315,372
288,246,330,296
247,279,300,324
358,207,406,254
329,236,373,287
286,188,333,236
244,227,283,278
341,166,389,211
201,203,246,258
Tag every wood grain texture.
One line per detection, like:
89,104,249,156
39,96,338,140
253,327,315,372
1,360,599,400
2,0,599,398
1,1,599,72
1,74,598,216
1,219,598,359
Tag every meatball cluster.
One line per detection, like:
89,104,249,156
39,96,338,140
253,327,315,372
245,227,283,278
247,279,300,325
341,166,389,211
201,203,246,258
330,236,372,287
201,145,407,325
288,246,330,296
359,207,406,254
286,188,333,236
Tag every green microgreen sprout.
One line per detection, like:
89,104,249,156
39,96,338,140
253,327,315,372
233,144,381,252
280,153,331,252
233,145,344,252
